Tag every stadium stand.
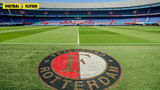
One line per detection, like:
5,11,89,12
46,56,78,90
0,0,160,26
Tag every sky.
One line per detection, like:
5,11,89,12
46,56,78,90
23,0,127,3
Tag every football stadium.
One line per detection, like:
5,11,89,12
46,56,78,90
0,0,160,90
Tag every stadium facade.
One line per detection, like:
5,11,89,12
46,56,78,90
0,0,160,26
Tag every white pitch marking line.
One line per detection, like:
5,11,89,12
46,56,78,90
77,27,80,45
80,43,160,45
0,43,77,45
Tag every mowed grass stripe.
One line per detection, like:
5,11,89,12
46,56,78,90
0,26,30,30
0,26,60,33
0,26,44,31
79,26,153,44
0,26,61,42
95,26,160,42
108,26,160,30
2,26,78,44
110,26,160,33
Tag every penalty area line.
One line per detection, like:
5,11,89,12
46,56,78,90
80,43,160,46
0,43,78,45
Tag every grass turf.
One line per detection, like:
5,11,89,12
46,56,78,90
79,26,154,44
0,26,160,90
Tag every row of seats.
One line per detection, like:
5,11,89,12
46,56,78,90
0,7,160,16
1,16,159,24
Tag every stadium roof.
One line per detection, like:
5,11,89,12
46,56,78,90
0,0,160,8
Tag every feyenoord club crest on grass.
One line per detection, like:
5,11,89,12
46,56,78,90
37,49,123,90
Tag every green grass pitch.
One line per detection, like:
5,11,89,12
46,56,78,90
0,26,160,90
